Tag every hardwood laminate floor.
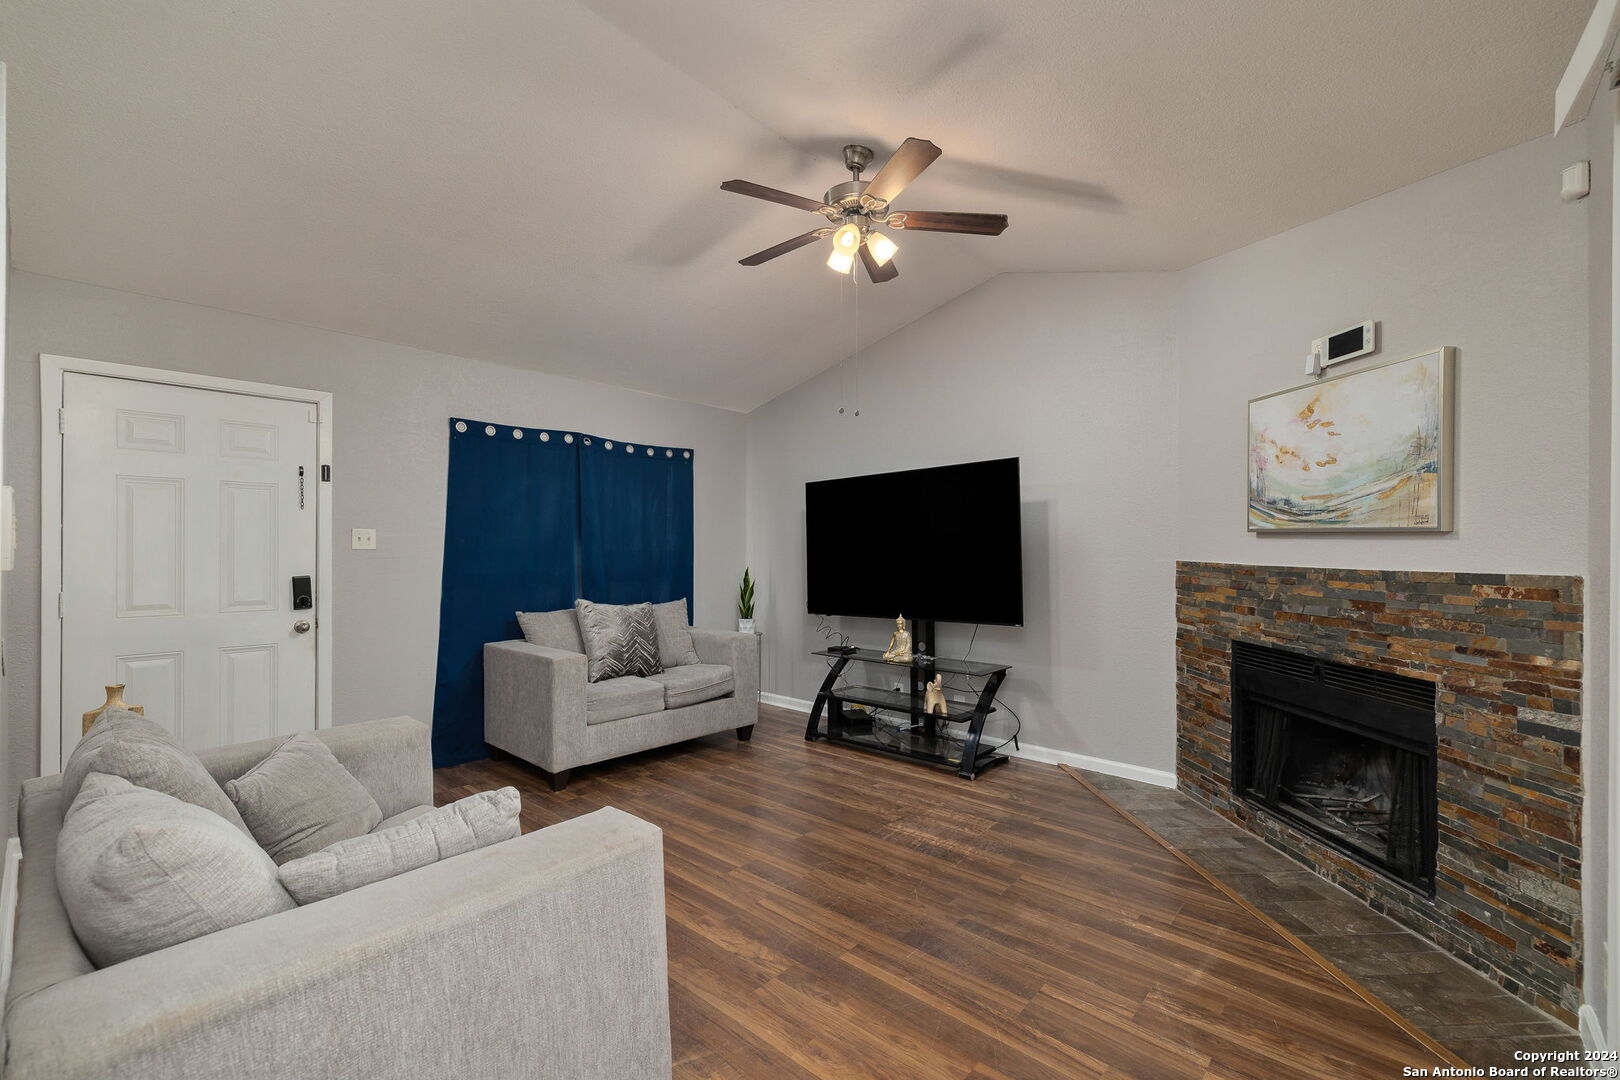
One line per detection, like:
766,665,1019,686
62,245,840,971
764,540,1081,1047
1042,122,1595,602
435,707,1446,1079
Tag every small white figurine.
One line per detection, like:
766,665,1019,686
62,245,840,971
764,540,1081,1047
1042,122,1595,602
881,614,913,664
923,674,949,717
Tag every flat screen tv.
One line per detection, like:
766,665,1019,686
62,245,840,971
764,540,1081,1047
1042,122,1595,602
805,457,1023,626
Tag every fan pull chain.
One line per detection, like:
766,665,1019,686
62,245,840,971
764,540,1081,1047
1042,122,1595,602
852,264,861,417
837,267,848,415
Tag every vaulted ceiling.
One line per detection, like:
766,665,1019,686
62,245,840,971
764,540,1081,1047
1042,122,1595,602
0,0,1592,410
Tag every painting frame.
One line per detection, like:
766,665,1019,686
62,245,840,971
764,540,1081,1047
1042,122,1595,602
1247,347,1455,533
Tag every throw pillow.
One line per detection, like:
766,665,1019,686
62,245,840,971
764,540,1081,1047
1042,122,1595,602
574,600,662,682
515,607,587,653
652,599,702,668
57,772,295,967
278,787,522,904
63,708,250,835
224,733,383,864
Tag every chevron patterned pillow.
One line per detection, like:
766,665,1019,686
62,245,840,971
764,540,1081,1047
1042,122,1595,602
574,600,664,682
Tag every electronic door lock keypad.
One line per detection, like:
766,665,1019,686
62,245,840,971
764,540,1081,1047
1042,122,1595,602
291,575,314,611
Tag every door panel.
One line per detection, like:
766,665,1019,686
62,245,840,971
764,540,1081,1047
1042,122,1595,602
220,643,278,745
61,374,319,759
114,651,185,741
115,476,185,617
219,482,278,611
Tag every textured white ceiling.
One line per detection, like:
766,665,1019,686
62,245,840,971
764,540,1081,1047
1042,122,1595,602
0,0,1591,410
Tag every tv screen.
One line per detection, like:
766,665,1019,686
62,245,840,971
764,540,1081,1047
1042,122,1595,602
805,457,1024,626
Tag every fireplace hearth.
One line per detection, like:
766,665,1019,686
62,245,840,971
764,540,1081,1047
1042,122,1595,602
1231,642,1437,893
1176,562,1583,1022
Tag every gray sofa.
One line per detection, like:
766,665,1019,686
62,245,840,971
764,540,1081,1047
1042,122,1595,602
3,716,673,1080
485,618,759,791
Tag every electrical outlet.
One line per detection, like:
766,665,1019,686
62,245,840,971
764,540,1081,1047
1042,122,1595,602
351,528,377,550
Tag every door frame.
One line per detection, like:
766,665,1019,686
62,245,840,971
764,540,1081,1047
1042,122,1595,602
38,354,334,773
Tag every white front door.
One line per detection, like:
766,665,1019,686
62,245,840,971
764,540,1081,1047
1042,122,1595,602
59,373,320,761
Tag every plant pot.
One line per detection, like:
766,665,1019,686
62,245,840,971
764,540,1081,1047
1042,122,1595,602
738,618,756,634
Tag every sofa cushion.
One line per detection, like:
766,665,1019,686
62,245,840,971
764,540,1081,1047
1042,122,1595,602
64,708,250,835
224,733,383,864
515,607,586,654
652,600,702,668
585,676,666,725
57,772,296,967
647,664,735,710
575,600,662,682
374,804,436,832
278,788,521,904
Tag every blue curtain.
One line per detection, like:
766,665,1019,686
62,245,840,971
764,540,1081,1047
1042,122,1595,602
431,420,695,767
431,420,580,766
580,437,695,619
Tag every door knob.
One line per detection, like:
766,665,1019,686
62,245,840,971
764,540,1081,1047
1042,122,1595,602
293,620,312,634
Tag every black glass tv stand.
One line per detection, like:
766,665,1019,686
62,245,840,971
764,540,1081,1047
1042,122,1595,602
804,643,1012,780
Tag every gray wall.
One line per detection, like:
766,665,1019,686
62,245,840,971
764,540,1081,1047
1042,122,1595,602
1175,130,1593,576
745,271,1182,771
2,271,750,818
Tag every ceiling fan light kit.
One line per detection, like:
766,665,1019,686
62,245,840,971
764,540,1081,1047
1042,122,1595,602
865,231,898,267
722,137,1009,283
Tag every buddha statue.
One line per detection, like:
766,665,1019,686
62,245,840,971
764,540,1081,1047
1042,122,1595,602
881,614,913,664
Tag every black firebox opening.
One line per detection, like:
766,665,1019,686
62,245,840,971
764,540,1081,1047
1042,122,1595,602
1231,642,1438,896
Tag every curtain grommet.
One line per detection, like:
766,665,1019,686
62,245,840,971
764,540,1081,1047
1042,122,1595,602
454,421,468,433
540,431,550,442
484,425,496,436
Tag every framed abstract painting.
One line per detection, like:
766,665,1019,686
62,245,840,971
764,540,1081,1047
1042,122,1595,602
1248,347,1455,532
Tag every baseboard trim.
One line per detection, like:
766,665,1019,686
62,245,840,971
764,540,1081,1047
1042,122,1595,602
759,692,815,712
757,692,1177,789
1009,742,1177,788
1581,1004,1609,1053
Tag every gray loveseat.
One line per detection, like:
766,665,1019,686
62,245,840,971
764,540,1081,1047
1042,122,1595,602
3,716,673,1080
485,610,759,791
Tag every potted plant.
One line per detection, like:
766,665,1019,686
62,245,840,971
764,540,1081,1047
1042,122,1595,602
737,568,756,634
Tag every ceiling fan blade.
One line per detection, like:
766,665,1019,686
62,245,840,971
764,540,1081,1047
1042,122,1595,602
888,211,1008,235
863,138,941,206
738,229,829,266
720,179,827,213
858,244,898,284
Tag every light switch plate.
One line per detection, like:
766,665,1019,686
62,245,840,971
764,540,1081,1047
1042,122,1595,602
351,528,377,550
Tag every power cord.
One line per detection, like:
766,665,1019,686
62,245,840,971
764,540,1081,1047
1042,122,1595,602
813,614,852,651
936,662,1023,754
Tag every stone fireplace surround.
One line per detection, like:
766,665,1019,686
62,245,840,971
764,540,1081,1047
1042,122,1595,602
1175,561,1583,1023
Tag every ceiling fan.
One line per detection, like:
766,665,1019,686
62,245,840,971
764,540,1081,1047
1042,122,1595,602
721,138,1009,284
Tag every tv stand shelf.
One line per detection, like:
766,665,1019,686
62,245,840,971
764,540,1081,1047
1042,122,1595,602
812,647,1009,678
806,645,1012,780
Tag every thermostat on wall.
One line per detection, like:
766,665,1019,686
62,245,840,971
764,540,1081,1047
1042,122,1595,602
1306,321,1377,376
